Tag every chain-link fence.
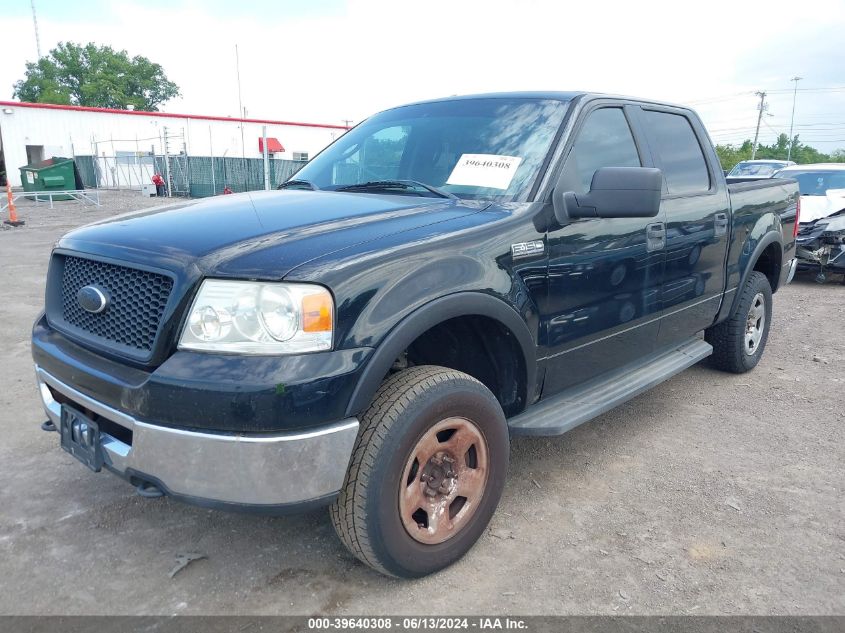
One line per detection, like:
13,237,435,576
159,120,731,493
186,157,305,197
74,155,305,198
74,155,156,190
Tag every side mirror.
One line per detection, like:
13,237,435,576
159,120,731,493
553,166,663,223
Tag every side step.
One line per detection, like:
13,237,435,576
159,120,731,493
508,337,713,437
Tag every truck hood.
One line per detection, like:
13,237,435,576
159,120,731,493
58,190,489,278
799,189,845,224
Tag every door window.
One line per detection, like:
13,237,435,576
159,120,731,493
560,108,641,194
641,110,710,194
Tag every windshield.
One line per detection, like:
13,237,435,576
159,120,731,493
774,170,845,196
728,162,788,177
292,97,570,202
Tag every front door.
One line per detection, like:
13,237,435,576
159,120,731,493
539,105,665,395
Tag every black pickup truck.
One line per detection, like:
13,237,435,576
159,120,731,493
32,92,799,578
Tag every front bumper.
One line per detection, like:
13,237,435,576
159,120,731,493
795,244,845,273
32,314,371,434
37,365,359,512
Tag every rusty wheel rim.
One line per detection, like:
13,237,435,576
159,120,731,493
398,417,489,545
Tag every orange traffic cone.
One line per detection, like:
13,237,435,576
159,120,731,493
4,182,24,226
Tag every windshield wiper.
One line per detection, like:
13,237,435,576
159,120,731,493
278,179,320,191
336,180,457,199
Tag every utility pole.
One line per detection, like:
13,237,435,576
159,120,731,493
162,126,172,198
30,0,42,59
751,91,767,160
787,76,802,162
209,126,216,195
342,119,353,129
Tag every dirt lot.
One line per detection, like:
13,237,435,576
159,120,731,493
0,191,842,616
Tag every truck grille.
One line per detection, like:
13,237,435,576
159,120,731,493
56,256,174,354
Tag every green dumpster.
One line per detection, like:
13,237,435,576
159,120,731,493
19,157,84,201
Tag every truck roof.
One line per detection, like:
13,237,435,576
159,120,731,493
735,159,795,165
390,91,693,111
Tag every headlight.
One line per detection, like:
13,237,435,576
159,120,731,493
179,280,333,354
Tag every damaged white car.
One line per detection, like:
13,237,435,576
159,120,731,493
774,163,845,283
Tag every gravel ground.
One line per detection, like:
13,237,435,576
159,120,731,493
0,190,842,616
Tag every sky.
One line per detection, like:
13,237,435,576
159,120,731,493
2,0,845,153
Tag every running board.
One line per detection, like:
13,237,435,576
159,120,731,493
508,338,713,437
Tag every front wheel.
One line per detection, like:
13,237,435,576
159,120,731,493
330,366,509,578
705,271,773,373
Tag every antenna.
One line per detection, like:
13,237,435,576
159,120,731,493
235,44,246,160
31,0,42,59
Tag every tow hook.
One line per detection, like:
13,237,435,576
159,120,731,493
136,481,165,498
41,420,57,432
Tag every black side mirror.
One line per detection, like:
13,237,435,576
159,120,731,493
553,166,663,223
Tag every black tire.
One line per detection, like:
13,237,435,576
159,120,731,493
705,271,773,373
329,365,509,578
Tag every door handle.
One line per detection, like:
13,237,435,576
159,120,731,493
646,222,666,252
714,212,729,237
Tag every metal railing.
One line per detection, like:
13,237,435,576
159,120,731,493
1,189,102,211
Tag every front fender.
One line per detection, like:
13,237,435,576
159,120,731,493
343,292,537,418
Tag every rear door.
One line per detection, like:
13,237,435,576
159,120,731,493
539,104,665,395
635,107,731,347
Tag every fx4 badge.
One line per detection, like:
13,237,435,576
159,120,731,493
511,240,545,260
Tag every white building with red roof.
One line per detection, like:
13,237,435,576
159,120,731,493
0,100,348,188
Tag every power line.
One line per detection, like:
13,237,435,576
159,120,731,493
762,120,785,142
707,123,845,135
686,91,755,105
710,125,769,133
710,124,845,134
767,86,845,93
686,86,845,106
711,125,844,133
786,112,845,119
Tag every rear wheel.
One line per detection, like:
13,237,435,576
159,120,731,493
705,271,773,373
330,365,509,578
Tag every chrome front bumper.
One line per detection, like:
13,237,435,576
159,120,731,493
36,366,359,511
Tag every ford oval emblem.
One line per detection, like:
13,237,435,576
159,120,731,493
77,285,109,314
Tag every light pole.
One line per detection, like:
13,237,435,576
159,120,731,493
787,76,802,162
31,0,42,59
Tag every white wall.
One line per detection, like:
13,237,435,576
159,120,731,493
0,104,345,187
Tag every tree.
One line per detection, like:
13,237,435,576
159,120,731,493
13,42,180,111
715,140,754,171
715,136,845,171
